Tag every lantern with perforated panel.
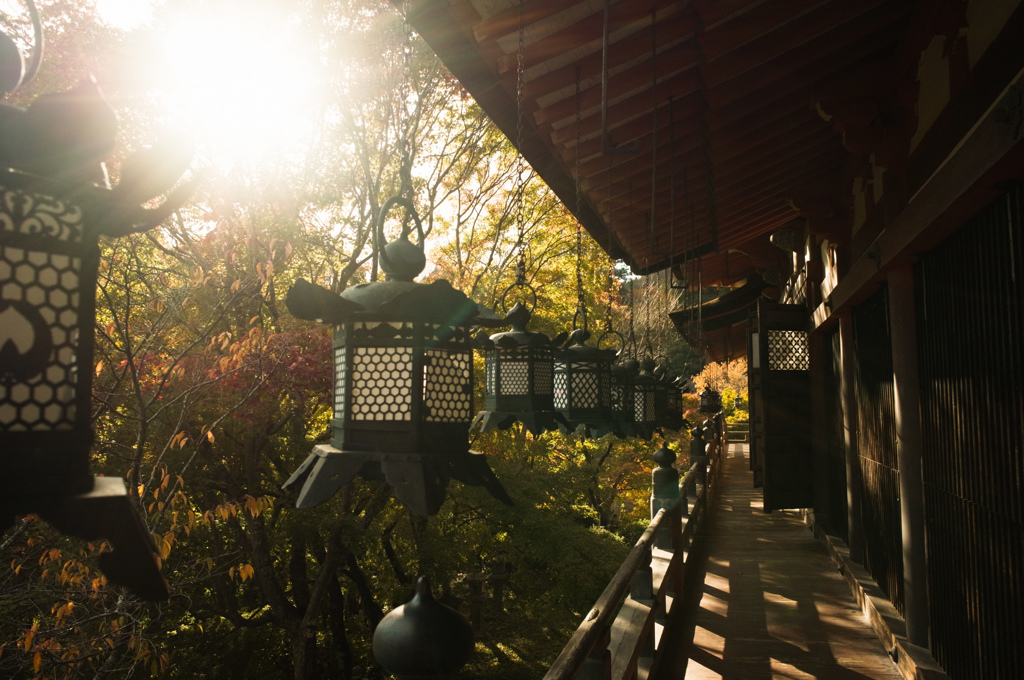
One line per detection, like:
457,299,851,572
632,356,659,440
553,328,615,436
653,360,685,431
472,298,567,436
283,197,511,516
0,24,193,599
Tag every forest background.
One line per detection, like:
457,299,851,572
0,1,748,678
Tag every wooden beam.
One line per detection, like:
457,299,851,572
814,65,1024,327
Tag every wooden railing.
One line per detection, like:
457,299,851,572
543,418,725,680
725,421,749,443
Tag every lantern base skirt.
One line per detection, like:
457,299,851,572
471,410,568,437
284,444,513,516
0,476,169,601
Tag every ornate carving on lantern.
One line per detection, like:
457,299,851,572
0,4,194,601
283,197,512,516
472,297,568,436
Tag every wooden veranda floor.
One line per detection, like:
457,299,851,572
655,442,905,680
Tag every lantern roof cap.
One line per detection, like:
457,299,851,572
340,278,487,325
562,329,616,361
489,303,552,348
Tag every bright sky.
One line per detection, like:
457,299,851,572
95,0,153,29
93,0,324,166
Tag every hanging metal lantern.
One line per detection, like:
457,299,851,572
601,356,637,439
592,328,635,439
632,355,658,440
553,327,615,436
472,294,567,436
653,359,685,431
699,387,722,414
283,197,512,516
0,15,193,599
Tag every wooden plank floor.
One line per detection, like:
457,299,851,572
655,442,905,680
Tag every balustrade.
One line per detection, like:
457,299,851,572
544,419,725,680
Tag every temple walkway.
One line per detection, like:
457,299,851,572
655,442,905,680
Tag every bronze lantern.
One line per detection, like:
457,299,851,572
472,297,568,436
0,26,193,599
554,328,616,437
283,197,511,516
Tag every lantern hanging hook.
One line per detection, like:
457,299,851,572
375,195,426,281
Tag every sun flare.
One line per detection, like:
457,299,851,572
139,1,324,164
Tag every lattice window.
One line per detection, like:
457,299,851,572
485,355,496,393
768,329,809,371
0,246,81,431
534,357,553,395
553,370,568,408
349,347,412,421
571,368,600,408
423,349,471,422
634,387,655,422
499,358,529,395
333,346,346,415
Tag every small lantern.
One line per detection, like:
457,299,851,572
632,356,658,440
603,356,638,438
554,329,615,436
699,387,722,414
283,197,512,516
472,298,567,436
0,42,193,598
653,360,685,431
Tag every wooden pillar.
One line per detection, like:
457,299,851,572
838,309,865,561
809,330,829,532
887,267,930,647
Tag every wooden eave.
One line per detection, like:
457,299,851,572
402,0,918,288
404,0,1024,332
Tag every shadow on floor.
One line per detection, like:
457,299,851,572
655,444,903,680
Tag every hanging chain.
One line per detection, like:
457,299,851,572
574,67,587,331
398,0,414,200
605,157,615,333
514,0,527,287
627,179,636,356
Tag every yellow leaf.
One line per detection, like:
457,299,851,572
249,315,259,325
94,360,104,376
230,279,241,294
33,650,41,673
229,566,236,580
206,430,215,444
24,623,36,651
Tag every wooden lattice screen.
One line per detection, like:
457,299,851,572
852,286,904,616
915,184,1024,679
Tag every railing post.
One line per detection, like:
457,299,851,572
631,543,657,667
650,443,680,551
631,544,655,602
690,421,708,488
578,627,612,680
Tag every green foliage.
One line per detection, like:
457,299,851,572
0,2,677,679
